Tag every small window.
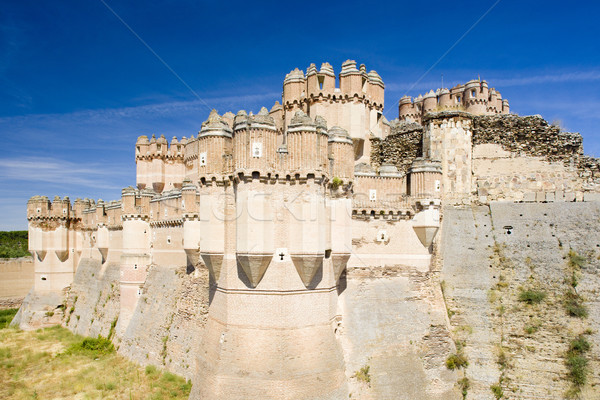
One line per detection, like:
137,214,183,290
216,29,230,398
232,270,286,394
376,230,388,242
177,145,181,152
182,200,185,209
63,209,67,215
457,96,461,103
369,189,377,201
471,90,476,97
137,288,142,297
134,264,138,270
318,75,324,91
167,236,172,245
136,146,140,154
157,144,161,151
41,276,47,281
199,152,207,166
37,208,41,214
435,180,441,192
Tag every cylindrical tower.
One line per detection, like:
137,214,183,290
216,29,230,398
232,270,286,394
119,186,151,334
197,110,233,179
328,126,354,181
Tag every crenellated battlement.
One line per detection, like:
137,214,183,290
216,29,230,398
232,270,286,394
283,60,384,108
399,79,510,124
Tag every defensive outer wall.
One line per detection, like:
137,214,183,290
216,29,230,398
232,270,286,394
12,60,600,399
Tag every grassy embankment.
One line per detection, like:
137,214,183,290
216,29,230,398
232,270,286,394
0,309,192,399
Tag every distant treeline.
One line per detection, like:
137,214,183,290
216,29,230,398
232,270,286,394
0,231,30,258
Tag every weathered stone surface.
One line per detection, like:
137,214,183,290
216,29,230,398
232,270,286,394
370,120,423,173
441,203,600,399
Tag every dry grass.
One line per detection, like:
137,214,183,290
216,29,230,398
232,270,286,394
0,324,191,399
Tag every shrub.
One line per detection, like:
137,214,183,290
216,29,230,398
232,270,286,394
518,289,546,305
490,384,503,399
458,377,470,399
65,335,114,357
566,355,588,386
569,336,591,354
446,353,468,370
565,334,591,389
331,177,343,190
568,249,586,269
352,364,371,385
564,292,588,318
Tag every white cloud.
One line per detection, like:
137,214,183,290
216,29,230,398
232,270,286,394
0,157,122,189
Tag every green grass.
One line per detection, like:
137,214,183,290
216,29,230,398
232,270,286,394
0,231,30,258
518,289,546,305
0,309,18,329
64,335,115,357
0,324,191,399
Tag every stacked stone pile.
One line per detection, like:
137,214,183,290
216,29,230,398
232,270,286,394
472,114,583,163
473,114,600,186
370,119,423,173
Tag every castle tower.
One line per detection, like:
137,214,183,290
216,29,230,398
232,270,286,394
422,90,437,113
148,135,168,193
327,126,354,181
399,96,418,122
283,68,306,128
197,110,233,179
422,112,474,203
193,113,349,400
464,80,487,114
282,61,387,166
118,187,151,334
27,196,80,292
438,88,451,108
164,136,185,190
285,111,329,174
135,135,151,190
232,108,278,174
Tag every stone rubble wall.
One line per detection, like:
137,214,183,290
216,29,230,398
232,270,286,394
473,114,600,191
472,114,583,163
370,121,423,173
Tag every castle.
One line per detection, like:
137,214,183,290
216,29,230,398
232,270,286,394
18,60,600,399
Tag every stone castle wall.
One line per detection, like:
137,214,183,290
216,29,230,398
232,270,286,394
0,256,34,308
370,121,423,173
441,203,600,399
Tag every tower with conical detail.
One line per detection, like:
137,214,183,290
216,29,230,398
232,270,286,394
192,110,349,400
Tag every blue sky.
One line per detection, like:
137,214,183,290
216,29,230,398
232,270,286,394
1,0,599,229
